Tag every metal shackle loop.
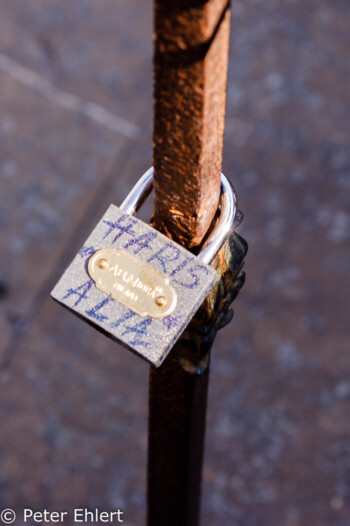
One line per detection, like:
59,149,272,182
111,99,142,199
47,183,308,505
120,167,237,265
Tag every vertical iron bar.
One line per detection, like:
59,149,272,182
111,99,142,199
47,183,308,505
147,355,209,526
148,1,232,524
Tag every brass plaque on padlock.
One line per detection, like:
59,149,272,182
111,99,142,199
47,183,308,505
88,248,177,318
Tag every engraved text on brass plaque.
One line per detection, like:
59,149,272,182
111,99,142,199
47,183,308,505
88,248,177,318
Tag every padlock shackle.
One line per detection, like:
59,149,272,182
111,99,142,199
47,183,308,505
199,174,237,264
120,167,154,216
120,167,237,264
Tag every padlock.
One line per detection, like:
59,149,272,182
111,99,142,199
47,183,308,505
51,167,237,367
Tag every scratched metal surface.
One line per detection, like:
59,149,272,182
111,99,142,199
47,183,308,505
51,205,218,366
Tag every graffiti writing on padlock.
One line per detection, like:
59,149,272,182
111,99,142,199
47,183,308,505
79,219,211,291
51,167,236,366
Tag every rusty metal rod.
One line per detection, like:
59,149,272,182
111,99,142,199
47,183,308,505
147,1,232,525
147,355,209,526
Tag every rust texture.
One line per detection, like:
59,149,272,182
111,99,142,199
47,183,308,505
152,0,231,247
148,2,240,525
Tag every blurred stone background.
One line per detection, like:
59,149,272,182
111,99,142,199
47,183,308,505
0,1,349,525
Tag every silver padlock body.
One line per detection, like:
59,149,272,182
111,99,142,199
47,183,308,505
51,205,219,366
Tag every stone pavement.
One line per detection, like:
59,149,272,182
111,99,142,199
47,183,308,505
0,1,349,525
